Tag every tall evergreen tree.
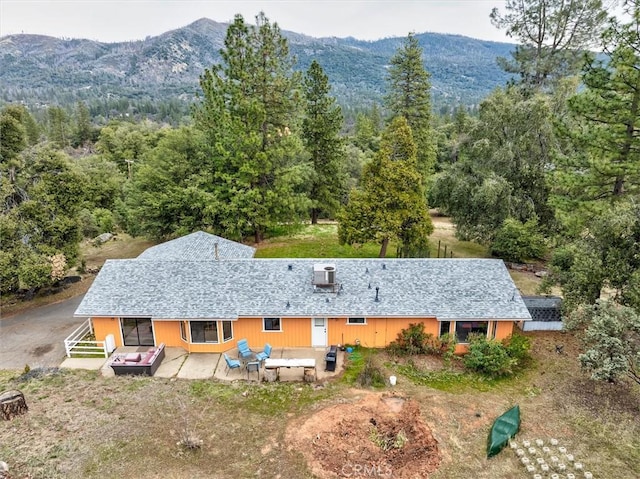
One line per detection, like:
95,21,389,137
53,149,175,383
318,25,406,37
73,101,93,147
491,0,608,90
339,117,433,258
193,13,308,242
554,1,640,213
302,60,347,224
46,106,70,149
385,33,437,178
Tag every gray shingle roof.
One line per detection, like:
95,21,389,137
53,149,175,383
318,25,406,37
75,258,531,321
137,231,255,261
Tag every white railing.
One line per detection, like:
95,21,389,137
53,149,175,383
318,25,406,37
64,318,108,358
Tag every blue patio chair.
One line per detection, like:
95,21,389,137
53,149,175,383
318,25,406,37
255,343,272,363
237,339,253,359
223,353,241,376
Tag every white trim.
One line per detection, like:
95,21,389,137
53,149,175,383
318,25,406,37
346,317,367,325
262,317,282,332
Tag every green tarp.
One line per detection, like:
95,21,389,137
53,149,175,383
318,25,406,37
487,405,521,458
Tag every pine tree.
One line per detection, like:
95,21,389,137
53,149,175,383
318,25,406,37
554,2,640,209
385,33,437,178
302,60,347,224
491,0,608,90
194,13,308,243
73,101,93,147
339,117,433,258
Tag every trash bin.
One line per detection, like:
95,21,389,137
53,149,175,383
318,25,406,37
325,345,337,372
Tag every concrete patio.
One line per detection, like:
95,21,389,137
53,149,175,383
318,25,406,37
60,346,345,382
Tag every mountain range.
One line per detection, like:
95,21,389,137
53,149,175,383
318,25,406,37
0,18,515,121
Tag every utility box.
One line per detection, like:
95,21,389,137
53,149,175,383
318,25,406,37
325,345,337,372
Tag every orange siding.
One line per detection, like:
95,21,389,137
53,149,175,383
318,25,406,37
494,321,514,341
153,321,187,349
328,317,439,348
235,317,312,348
92,317,122,347
92,315,519,354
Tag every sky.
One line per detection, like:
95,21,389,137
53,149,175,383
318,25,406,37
0,0,512,43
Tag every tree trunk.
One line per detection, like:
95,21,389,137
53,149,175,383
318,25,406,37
613,175,625,196
254,228,263,244
378,237,389,258
311,209,319,225
0,390,28,420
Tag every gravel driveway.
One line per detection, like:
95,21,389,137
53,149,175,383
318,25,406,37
0,295,85,370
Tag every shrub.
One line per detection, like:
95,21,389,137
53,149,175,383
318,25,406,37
490,217,546,263
463,334,516,378
388,324,457,360
94,208,115,234
357,355,386,388
463,333,532,378
388,323,430,355
502,333,531,367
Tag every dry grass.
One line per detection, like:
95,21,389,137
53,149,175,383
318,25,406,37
1,332,638,478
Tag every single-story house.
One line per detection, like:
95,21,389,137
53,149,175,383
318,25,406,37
74,232,531,354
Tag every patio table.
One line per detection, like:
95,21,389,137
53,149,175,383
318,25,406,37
263,358,316,381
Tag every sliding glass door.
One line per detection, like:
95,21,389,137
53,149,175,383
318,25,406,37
121,318,154,346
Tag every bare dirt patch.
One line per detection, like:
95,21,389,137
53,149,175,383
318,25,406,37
287,392,441,478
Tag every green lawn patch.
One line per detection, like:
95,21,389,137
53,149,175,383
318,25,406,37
256,224,397,258
391,361,504,392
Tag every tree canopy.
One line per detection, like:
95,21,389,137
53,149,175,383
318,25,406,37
491,0,608,90
193,13,309,242
302,60,347,224
385,33,437,178
339,116,433,258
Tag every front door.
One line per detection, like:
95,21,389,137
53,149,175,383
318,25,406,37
311,317,327,347
121,318,154,346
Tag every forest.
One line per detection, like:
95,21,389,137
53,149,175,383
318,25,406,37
1,0,639,385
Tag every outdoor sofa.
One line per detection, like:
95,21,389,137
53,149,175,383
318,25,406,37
110,343,165,376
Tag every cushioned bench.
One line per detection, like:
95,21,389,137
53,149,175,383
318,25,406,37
110,343,165,376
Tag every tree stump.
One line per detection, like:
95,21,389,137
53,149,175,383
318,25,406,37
303,368,316,383
0,390,28,420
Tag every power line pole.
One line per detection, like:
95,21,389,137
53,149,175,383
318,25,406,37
125,159,134,180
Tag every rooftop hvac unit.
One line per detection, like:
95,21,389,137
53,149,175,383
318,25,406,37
313,264,336,285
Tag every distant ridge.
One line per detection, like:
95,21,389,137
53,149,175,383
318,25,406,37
0,18,514,121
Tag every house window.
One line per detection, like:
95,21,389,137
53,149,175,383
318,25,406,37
222,321,233,342
180,321,188,341
439,321,451,337
190,321,219,343
263,317,281,332
455,321,489,343
347,317,366,325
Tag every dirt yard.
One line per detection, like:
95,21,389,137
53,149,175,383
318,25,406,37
0,330,639,479
287,393,441,478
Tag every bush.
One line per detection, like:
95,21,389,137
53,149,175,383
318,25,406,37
94,208,115,234
490,217,546,263
502,333,531,367
388,324,457,359
357,355,386,388
388,323,430,355
463,333,532,378
463,334,516,378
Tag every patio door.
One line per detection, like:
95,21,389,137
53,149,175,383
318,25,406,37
311,318,327,347
121,318,154,347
